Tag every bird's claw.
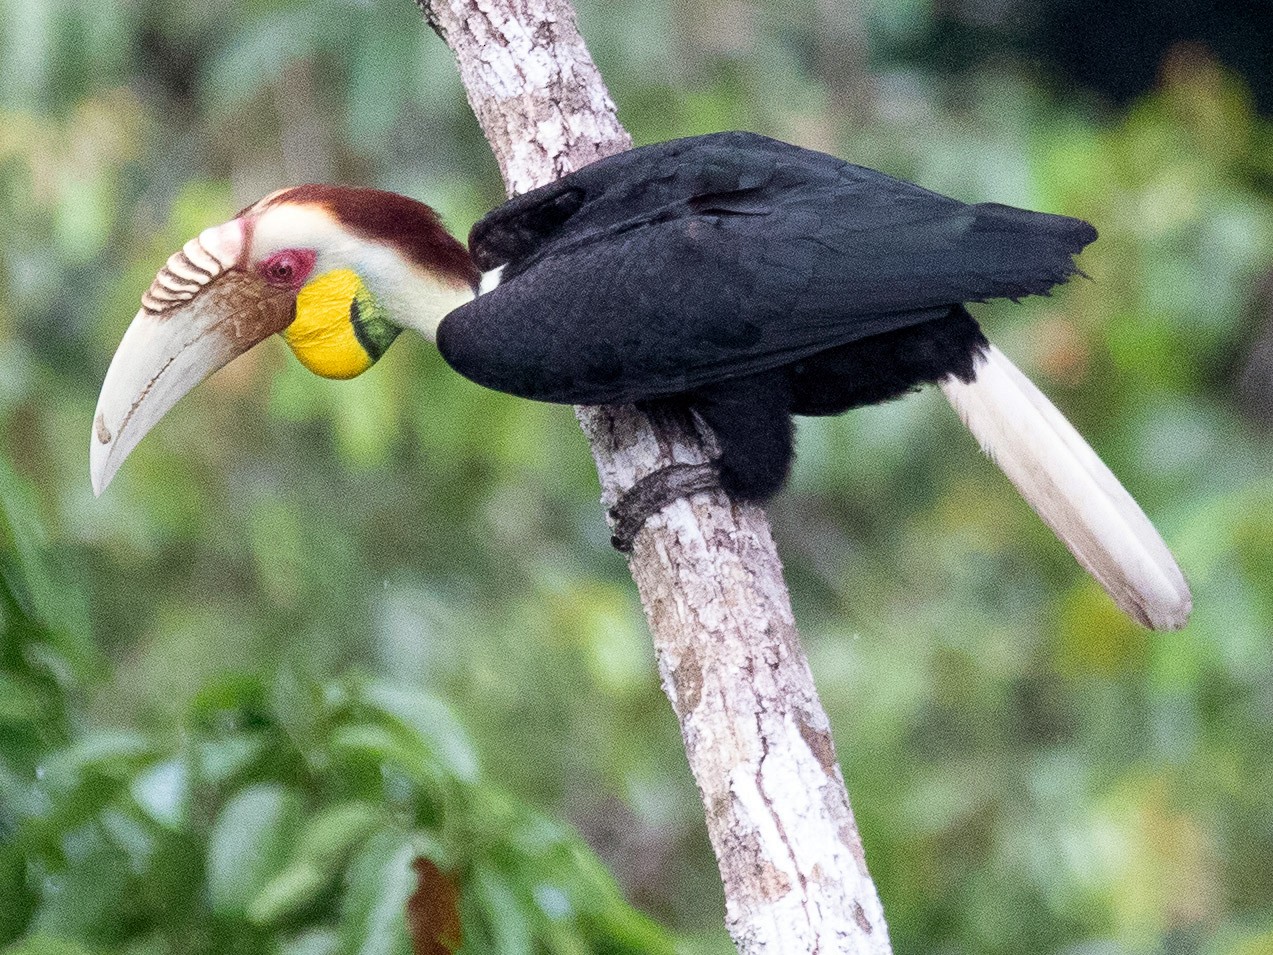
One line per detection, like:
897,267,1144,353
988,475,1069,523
608,461,723,553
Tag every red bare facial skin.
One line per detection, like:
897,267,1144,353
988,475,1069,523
258,249,317,291
253,185,480,291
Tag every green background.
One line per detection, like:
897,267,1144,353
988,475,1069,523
2,1,1272,952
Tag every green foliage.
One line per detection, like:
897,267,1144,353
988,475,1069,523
0,506,674,954
2,1,1273,953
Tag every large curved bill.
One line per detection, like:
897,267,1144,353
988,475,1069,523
91,248,294,495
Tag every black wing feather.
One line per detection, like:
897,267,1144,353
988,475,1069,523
443,132,1096,405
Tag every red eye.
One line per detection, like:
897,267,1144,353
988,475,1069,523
259,249,316,290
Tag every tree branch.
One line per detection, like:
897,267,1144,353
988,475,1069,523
414,2,891,950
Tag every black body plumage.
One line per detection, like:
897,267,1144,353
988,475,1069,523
438,131,1097,499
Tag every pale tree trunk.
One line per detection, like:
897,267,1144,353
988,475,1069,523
412,2,892,951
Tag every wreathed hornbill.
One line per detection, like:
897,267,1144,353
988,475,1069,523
92,132,1191,630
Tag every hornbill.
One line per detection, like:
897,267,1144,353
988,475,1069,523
91,132,1191,630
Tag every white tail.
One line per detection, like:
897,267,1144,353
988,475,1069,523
940,344,1191,630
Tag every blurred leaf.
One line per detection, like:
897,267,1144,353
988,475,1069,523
282,929,342,955
249,861,330,928
1,937,96,955
464,866,533,955
249,803,383,927
207,783,305,916
405,858,462,955
129,760,187,830
339,832,416,955
357,683,479,785
0,454,92,673
299,803,384,867
0,842,33,943
41,731,155,792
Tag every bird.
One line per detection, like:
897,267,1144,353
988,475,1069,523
91,131,1191,630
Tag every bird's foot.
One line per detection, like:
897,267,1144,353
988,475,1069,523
608,461,722,553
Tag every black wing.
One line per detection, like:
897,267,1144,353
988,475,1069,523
440,131,1096,405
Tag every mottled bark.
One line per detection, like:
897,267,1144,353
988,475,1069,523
413,2,891,951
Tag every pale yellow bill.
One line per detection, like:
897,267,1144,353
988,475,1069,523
91,225,294,495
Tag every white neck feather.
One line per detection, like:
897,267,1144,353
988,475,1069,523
378,267,475,343
250,202,477,344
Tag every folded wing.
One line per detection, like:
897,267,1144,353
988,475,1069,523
444,132,1096,404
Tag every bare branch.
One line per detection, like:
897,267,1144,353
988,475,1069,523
415,2,892,950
